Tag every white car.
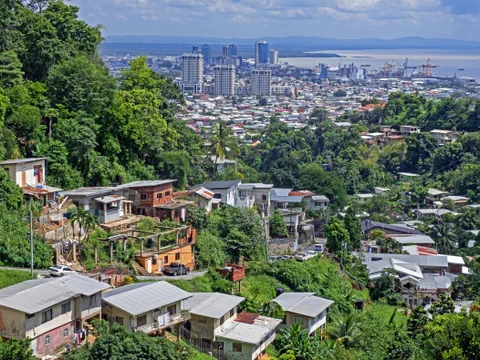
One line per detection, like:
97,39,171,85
313,244,324,253
294,251,317,262
49,265,75,277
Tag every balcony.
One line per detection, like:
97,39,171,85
137,312,191,334
236,195,255,209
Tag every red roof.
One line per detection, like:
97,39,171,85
289,190,314,197
235,312,261,324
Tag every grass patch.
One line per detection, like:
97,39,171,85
166,279,193,292
0,270,33,289
192,275,214,292
368,302,408,327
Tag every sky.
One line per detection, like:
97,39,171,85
69,0,480,40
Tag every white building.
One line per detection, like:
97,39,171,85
251,69,272,96
214,65,235,97
269,49,279,65
181,53,204,94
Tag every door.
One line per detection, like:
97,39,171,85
22,171,27,186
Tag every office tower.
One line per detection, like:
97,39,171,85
201,44,211,64
223,45,229,57
181,53,204,94
228,44,237,57
251,69,271,96
269,49,279,65
255,41,269,65
192,45,199,53
214,65,235,97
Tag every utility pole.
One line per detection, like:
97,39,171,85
29,200,34,278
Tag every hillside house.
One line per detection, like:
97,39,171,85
0,158,62,205
399,125,420,136
430,129,458,145
0,274,110,356
102,281,191,334
273,292,334,335
198,180,241,207
175,186,217,213
182,293,244,346
237,183,274,215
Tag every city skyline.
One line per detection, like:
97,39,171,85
70,0,480,41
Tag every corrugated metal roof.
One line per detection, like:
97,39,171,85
185,293,244,319
202,180,241,189
0,158,45,165
215,313,282,345
0,273,110,314
274,293,334,318
102,281,191,316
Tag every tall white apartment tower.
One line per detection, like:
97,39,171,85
251,69,272,96
269,49,279,65
214,65,236,97
181,53,204,94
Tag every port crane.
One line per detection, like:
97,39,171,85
421,58,440,77
403,58,417,77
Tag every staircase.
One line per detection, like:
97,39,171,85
132,260,150,276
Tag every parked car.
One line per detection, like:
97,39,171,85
269,255,281,262
313,243,324,253
49,265,75,277
294,251,317,262
162,263,190,276
280,255,293,261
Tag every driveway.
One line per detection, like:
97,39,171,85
137,270,207,281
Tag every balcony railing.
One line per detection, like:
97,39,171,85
236,195,255,208
136,312,190,334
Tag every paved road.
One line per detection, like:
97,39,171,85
137,270,207,281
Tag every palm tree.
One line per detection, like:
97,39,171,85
208,121,239,179
70,208,98,240
276,323,313,360
328,313,362,348
432,222,457,253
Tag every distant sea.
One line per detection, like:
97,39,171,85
282,49,480,80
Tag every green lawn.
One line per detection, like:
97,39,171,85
0,269,34,289
368,302,408,327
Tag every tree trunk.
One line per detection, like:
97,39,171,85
94,246,98,265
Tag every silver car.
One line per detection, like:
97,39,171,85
49,265,75,277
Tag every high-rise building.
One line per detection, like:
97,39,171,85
192,45,199,53
214,65,235,97
228,44,237,57
223,45,229,57
255,41,269,65
201,44,211,64
251,69,271,96
269,49,279,65
181,53,204,94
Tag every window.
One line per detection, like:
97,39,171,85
262,194,267,201
90,294,96,306
137,315,147,327
232,343,242,352
239,190,247,198
61,302,71,314
293,317,303,325
230,308,235,318
27,313,35,319
164,255,168,264
217,342,224,351
156,192,163,199
140,194,147,200
63,328,69,338
42,309,52,324
44,336,51,345
220,315,225,325
167,304,177,315
214,193,222,199
165,191,171,197
115,316,124,326
175,253,180,261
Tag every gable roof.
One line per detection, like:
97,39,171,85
0,273,110,314
102,281,191,316
390,235,435,245
0,158,46,165
183,293,244,319
273,293,334,318
361,220,423,235
201,180,241,190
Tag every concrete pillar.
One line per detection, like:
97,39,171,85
157,235,161,250
72,242,77,263
140,239,144,256
109,241,113,262
123,239,127,251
